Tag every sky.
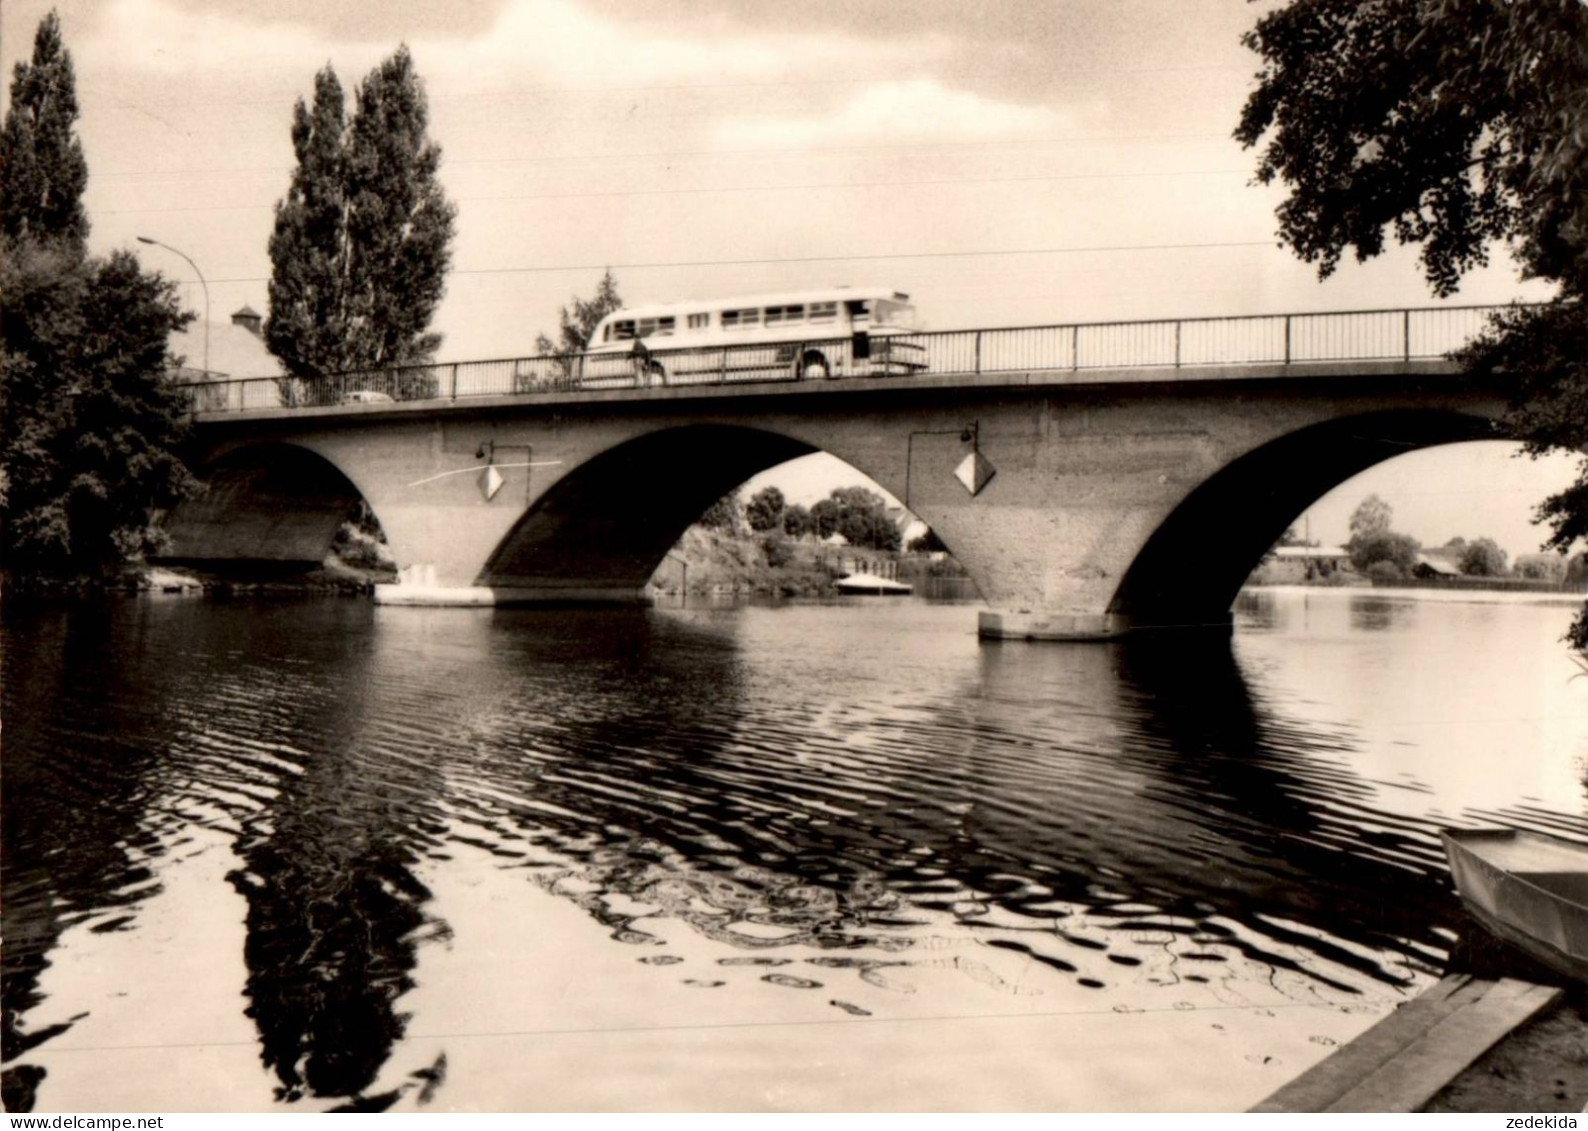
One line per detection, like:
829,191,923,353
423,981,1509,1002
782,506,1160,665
2,0,1579,560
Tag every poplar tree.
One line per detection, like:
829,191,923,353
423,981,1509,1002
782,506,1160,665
343,46,455,370
266,66,354,382
265,47,456,394
0,10,89,251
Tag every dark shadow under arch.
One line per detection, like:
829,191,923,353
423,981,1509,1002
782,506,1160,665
160,443,369,570
1111,408,1502,629
482,425,819,591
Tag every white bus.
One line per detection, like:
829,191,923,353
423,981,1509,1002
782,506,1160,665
581,287,926,387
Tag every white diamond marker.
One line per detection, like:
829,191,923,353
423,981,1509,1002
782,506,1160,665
954,450,996,496
481,464,504,501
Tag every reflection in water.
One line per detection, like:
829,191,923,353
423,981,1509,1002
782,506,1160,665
2,593,1584,1110
1349,595,1417,632
153,604,445,1108
2,605,184,1109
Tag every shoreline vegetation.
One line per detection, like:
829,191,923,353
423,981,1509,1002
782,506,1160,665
6,522,1585,607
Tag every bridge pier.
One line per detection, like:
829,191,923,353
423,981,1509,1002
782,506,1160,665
976,610,1131,641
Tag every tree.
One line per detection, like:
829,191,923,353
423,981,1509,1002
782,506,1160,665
1236,0,1588,644
698,491,741,533
1,243,197,577
908,527,948,554
0,10,88,251
534,270,623,382
809,497,840,540
1348,495,1393,544
1458,537,1509,577
1349,531,1420,577
820,486,902,551
1,12,197,580
266,66,353,385
782,503,813,539
265,47,456,400
745,486,785,532
1515,552,1566,582
343,47,455,371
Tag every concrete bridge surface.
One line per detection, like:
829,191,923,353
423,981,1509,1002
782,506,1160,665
162,307,1515,640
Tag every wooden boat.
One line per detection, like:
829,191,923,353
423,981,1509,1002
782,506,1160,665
1441,828,1588,984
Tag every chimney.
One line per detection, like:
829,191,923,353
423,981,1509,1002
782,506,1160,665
231,304,263,338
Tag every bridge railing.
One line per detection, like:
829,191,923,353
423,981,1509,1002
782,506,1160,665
179,303,1518,414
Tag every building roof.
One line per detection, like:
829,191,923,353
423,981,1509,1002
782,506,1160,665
169,319,284,380
1273,544,1349,559
1415,553,1462,576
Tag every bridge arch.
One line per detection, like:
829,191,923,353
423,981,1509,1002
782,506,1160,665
480,424,821,594
1110,408,1503,630
161,442,378,571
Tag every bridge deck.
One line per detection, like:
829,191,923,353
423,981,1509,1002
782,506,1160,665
182,303,1509,419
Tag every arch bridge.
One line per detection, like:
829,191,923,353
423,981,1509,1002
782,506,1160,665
164,305,1518,640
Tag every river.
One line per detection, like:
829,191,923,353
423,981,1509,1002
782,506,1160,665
3,587,1585,1112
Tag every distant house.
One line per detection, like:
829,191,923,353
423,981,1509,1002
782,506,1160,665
1413,552,1462,579
1262,544,1351,583
169,305,287,410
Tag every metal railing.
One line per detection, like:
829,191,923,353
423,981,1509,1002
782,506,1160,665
179,303,1519,415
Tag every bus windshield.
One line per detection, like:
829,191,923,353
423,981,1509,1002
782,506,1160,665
873,299,919,330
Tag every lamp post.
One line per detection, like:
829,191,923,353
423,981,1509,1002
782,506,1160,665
136,236,209,378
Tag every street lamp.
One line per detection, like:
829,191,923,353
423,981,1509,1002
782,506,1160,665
136,236,209,378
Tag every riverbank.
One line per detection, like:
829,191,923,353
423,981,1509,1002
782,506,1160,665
1426,992,1588,1112
646,525,961,599
1248,581,1587,606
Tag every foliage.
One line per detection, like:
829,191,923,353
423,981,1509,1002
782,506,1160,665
1365,560,1405,584
1515,552,1566,582
1457,300,1588,573
823,486,901,551
809,497,840,540
533,270,623,382
907,527,948,554
1236,0,1588,296
762,536,795,570
1237,0,1588,645
698,491,742,533
266,47,455,401
1348,495,1393,543
2,240,198,577
745,486,785,532
1568,551,1588,585
1349,531,1420,576
267,66,352,384
0,11,88,251
1458,536,1508,577
781,503,813,538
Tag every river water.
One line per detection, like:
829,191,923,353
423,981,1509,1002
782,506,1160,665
3,588,1585,1112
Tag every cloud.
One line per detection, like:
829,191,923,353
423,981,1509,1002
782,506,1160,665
73,0,942,91
466,0,943,88
77,0,371,78
710,78,1074,151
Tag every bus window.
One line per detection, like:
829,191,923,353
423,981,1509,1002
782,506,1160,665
637,316,675,337
845,299,872,323
808,301,838,323
723,308,760,329
764,304,805,325
609,320,636,341
687,313,709,329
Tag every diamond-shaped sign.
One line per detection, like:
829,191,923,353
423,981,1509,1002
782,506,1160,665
954,450,996,496
481,464,504,501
